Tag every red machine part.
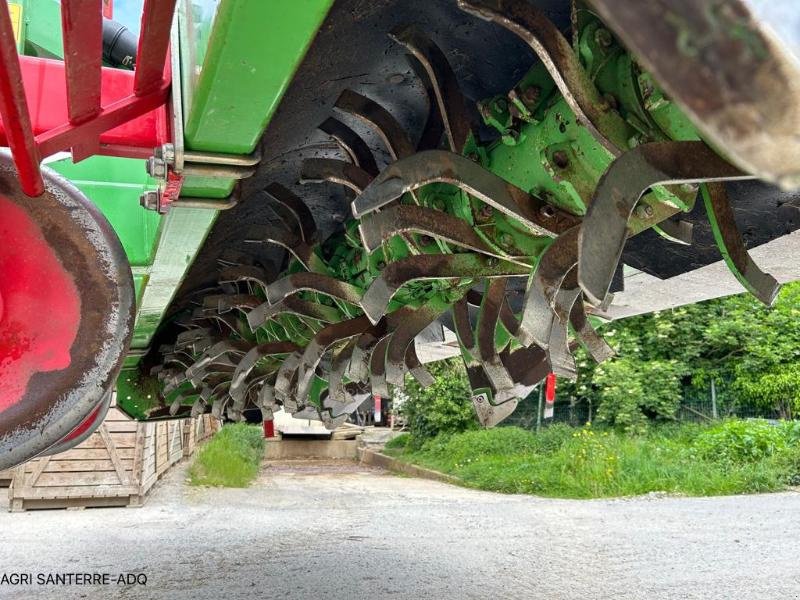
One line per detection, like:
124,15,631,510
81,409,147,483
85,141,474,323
545,372,556,404
0,154,135,470
0,194,81,412
0,0,175,196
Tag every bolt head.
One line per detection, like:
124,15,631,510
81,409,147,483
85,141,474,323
539,205,556,219
595,28,613,48
521,85,541,107
140,191,160,211
146,156,167,179
552,150,570,169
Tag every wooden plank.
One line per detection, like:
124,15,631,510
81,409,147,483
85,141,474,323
104,421,139,433
132,421,147,487
28,485,139,499
40,460,116,473
23,456,52,492
99,424,132,486
49,448,136,461
33,471,125,487
72,433,137,449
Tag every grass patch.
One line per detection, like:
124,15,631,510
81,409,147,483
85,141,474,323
384,420,800,499
189,424,265,487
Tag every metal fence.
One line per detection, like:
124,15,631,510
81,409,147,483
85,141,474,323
502,385,784,431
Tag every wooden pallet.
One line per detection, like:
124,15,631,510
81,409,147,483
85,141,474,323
0,468,15,488
8,408,221,512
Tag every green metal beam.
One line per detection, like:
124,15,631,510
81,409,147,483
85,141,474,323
182,0,334,153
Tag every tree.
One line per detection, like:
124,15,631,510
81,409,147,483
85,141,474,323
561,282,800,426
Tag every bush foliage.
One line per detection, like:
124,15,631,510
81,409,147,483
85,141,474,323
398,358,477,444
386,421,800,498
189,423,264,487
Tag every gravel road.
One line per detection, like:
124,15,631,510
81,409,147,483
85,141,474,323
2,459,799,600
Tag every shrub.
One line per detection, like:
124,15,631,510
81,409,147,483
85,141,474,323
594,358,683,434
189,423,265,487
399,358,477,444
694,419,787,464
388,420,799,498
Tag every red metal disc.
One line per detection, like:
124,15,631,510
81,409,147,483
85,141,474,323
0,150,134,469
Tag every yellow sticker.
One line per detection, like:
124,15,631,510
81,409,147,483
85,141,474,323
8,4,23,45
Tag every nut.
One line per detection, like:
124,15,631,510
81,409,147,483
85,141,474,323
140,191,160,212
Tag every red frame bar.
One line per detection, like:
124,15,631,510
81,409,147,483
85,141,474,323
134,0,177,96
0,4,42,196
61,0,103,160
0,1,175,196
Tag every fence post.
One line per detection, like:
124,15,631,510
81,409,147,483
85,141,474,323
536,385,543,433
711,379,718,420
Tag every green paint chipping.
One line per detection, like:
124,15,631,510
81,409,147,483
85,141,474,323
183,0,335,153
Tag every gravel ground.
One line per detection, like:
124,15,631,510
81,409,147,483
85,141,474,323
2,459,800,600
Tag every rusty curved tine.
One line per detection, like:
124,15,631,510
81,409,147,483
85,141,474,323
585,0,800,188
327,339,359,401
544,268,582,380
653,218,693,246
361,253,528,324
409,56,445,152
175,327,213,351
352,150,581,235
190,308,239,335
229,341,300,404
210,382,233,419
300,158,374,195
347,323,387,382
454,298,514,426
389,25,473,153
320,342,362,428
263,182,318,243
245,225,317,269
452,296,476,350
266,271,364,308
500,344,550,387
385,302,448,386
457,0,628,155
294,315,373,406
162,352,193,371
258,383,277,420
569,298,615,364
247,295,341,331
369,336,392,398
187,362,237,389
404,344,434,388
231,373,273,418
476,279,516,392
334,89,415,160
499,297,520,336
702,182,781,305
191,396,209,418
358,204,496,256
578,141,754,305
202,294,261,315
518,225,580,348
218,265,270,295
319,117,379,177
185,340,250,381
274,351,303,407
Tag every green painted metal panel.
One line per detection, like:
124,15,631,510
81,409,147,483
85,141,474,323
180,174,236,198
182,0,334,153
130,206,218,350
49,156,162,266
18,0,62,58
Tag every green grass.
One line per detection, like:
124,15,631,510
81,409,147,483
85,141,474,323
384,420,800,499
189,424,265,487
